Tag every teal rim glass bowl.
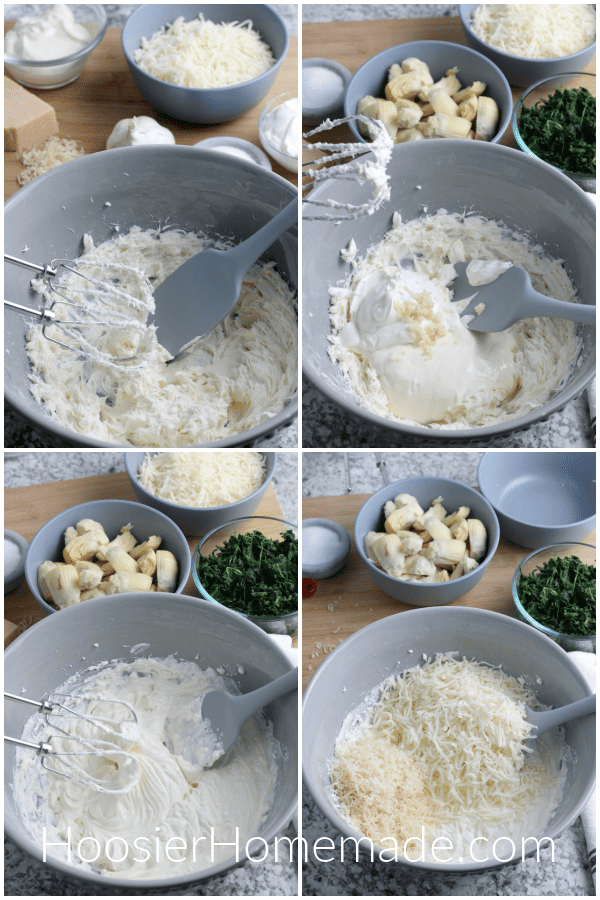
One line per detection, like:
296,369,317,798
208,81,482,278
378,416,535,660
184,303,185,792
192,516,298,636
512,72,596,192
512,541,596,652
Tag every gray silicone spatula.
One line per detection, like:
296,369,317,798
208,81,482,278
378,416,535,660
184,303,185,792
451,261,596,333
152,196,298,363
524,693,595,745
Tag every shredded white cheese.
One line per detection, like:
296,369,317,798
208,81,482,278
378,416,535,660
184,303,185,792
470,4,596,59
18,136,84,185
138,451,266,507
331,654,567,862
134,14,275,89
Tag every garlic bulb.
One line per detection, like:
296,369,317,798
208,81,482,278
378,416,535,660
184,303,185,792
106,116,175,149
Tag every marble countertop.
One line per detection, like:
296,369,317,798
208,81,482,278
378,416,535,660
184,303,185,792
4,450,297,897
301,452,594,897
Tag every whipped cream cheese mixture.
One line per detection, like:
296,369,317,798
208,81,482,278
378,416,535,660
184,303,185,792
25,227,297,445
330,654,568,864
14,657,278,879
328,210,581,428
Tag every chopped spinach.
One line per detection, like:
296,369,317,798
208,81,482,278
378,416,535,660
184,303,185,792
517,554,595,636
518,86,596,175
196,529,298,617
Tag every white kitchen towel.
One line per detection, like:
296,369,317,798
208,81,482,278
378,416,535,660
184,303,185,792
586,380,596,441
268,634,298,833
268,633,299,668
569,651,596,888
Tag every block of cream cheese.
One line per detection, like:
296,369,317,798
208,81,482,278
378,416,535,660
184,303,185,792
4,75,59,152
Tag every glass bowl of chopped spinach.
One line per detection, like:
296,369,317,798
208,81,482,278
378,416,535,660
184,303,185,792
513,73,596,192
192,516,298,636
512,542,596,652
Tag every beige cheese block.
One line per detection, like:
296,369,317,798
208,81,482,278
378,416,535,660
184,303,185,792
4,75,59,153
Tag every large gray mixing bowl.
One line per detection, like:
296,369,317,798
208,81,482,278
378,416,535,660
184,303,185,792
5,145,298,448
121,4,289,124
5,592,298,890
303,606,595,874
302,140,595,446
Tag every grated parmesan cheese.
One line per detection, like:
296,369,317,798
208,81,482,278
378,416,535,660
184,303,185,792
134,14,275,89
470,4,596,59
138,451,266,508
331,654,567,862
18,136,84,185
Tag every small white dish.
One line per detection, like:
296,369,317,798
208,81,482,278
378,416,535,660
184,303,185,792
4,529,29,594
302,58,351,123
193,137,272,170
302,518,351,579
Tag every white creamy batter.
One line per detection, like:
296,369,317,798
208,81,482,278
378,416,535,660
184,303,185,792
4,4,91,60
329,210,581,428
14,657,278,879
25,227,297,446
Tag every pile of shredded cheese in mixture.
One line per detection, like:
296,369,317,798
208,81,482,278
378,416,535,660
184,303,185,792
470,4,596,59
138,451,266,507
328,210,581,429
25,227,297,446
134,14,275,88
330,654,567,863
14,656,278,879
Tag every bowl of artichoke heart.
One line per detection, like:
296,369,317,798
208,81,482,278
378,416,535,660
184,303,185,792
512,542,596,652
193,516,298,636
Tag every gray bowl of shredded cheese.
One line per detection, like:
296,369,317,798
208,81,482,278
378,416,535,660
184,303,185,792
121,4,289,123
459,4,596,88
125,451,277,535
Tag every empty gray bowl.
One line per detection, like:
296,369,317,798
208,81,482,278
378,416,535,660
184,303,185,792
4,145,298,448
354,476,500,606
459,4,597,88
478,452,596,549
302,139,595,446
121,4,289,123
124,451,277,536
343,39,512,144
303,606,596,874
5,592,297,889
24,498,191,615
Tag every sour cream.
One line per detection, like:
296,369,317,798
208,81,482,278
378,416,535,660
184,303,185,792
4,4,91,61
337,264,518,424
261,97,299,171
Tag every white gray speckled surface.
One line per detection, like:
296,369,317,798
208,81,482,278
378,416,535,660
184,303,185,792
301,4,595,449
4,450,298,896
301,451,594,896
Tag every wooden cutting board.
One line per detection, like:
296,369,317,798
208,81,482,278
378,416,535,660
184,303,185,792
302,493,596,692
4,472,283,639
4,24,298,200
303,16,596,149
